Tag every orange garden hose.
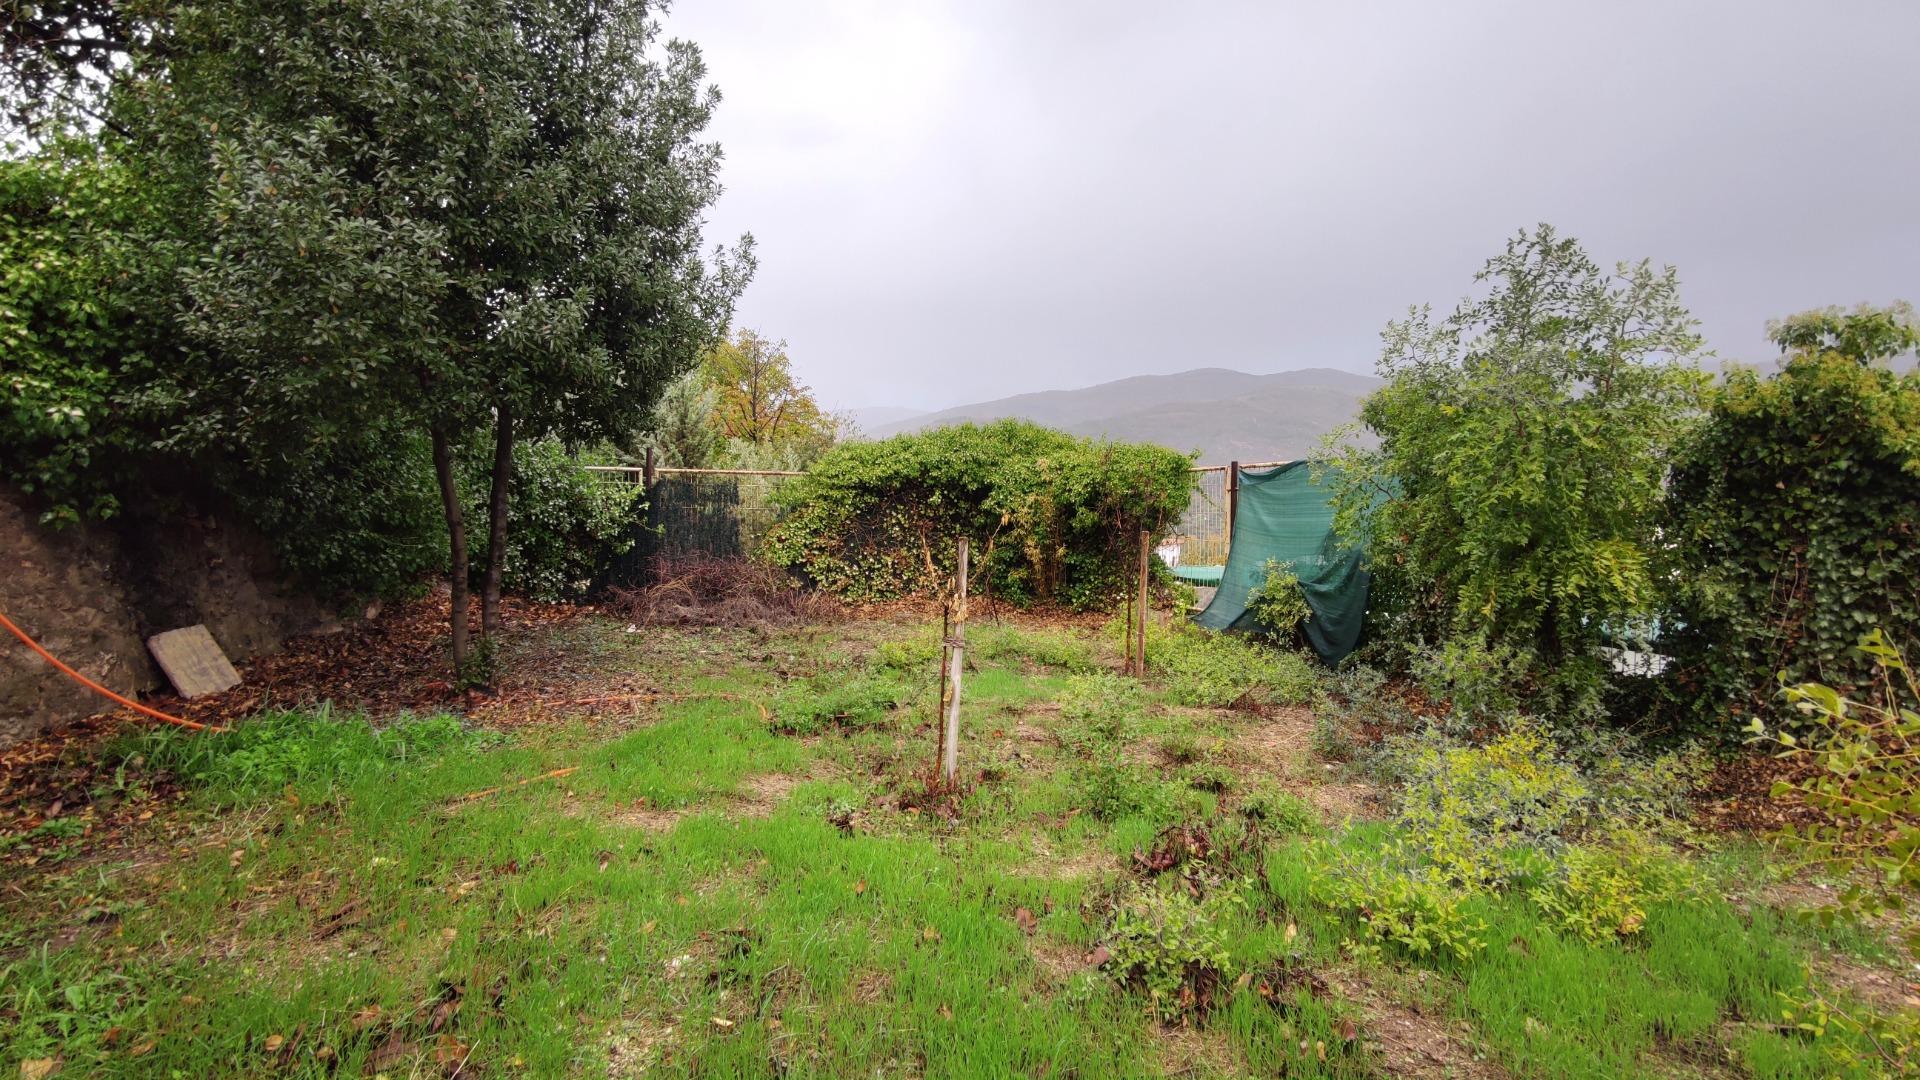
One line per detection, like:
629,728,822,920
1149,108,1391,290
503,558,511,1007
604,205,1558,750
0,609,226,732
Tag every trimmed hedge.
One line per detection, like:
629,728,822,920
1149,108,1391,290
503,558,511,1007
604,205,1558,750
761,420,1192,608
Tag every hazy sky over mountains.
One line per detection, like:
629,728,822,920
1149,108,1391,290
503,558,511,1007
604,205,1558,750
663,0,1920,412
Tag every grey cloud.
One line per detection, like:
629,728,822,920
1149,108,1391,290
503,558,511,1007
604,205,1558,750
666,0,1920,410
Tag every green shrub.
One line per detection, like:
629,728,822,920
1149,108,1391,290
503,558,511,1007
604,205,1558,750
1180,761,1234,794
236,423,448,599
761,420,1192,608
1328,226,1707,721
770,672,907,735
1316,722,1708,957
466,438,642,602
1055,672,1184,821
1058,672,1147,738
1528,829,1701,943
1312,840,1490,961
117,708,474,803
1103,883,1247,1021
871,637,941,672
1666,307,1920,730
1246,558,1310,639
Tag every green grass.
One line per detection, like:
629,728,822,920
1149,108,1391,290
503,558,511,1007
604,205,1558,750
1,615,1908,1078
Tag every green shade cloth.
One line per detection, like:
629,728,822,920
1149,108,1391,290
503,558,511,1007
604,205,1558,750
1192,462,1371,665
1170,564,1224,586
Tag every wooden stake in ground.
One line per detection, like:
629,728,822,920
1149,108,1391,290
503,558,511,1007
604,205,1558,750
1122,583,1135,676
934,601,951,765
1226,460,1240,555
941,537,969,784
1135,530,1150,676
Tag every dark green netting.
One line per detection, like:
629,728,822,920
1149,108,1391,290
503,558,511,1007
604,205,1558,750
1192,462,1370,665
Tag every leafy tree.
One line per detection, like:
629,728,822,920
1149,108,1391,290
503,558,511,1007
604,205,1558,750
705,329,838,463
1330,225,1708,720
1665,304,1920,726
119,0,748,672
637,366,725,468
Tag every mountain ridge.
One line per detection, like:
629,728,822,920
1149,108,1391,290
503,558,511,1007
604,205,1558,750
863,366,1381,463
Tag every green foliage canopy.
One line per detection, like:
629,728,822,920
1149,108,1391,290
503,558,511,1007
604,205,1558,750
762,420,1192,608
1331,225,1708,719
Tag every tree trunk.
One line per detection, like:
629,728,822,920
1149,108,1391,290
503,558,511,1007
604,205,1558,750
431,424,471,672
481,404,515,639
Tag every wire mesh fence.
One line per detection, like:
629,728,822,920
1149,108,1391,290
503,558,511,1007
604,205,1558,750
1160,461,1291,570
1172,466,1231,567
587,466,801,586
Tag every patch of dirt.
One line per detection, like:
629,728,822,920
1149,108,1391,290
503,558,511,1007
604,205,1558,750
608,802,688,832
606,1013,678,1078
1028,936,1089,988
603,554,844,630
1694,751,1825,835
1221,707,1311,768
1148,1022,1248,1078
1223,707,1386,823
1302,781,1383,823
595,773,803,833
849,969,894,1005
732,773,801,816
1325,969,1507,1080
1024,843,1114,881
1811,954,1920,1015
1639,1034,1744,1078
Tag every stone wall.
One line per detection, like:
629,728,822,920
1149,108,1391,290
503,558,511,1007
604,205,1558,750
0,485,338,745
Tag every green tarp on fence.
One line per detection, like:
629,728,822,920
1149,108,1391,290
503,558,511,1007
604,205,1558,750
1191,462,1370,665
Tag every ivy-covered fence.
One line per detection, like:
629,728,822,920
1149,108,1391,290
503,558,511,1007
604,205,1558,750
760,420,1194,609
1664,349,1920,723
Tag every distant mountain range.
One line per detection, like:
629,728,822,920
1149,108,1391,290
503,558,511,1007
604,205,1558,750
858,367,1382,464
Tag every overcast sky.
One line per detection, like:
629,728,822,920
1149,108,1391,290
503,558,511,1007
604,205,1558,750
662,0,1920,412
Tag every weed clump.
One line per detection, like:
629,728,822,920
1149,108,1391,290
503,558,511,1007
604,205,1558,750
1056,673,1186,822
1102,883,1247,1022
769,673,907,735
972,625,1099,673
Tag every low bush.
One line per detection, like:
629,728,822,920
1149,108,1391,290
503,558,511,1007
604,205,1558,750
1315,721,1708,958
1312,840,1490,961
1103,883,1248,1021
1238,785,1319,835
1528,829,1701,943
1751,629,1920,961
761,420,1192,608
1246,558,1310,639
1055,672,1187,821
